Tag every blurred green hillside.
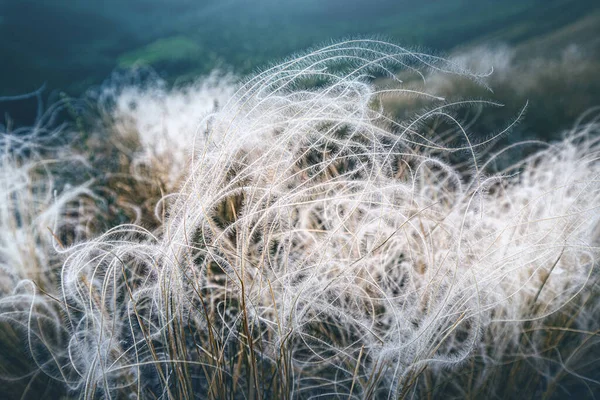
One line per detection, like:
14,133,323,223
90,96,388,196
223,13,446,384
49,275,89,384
0,0,597,94
0,0,599,134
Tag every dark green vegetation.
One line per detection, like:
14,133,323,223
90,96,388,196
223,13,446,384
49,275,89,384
0,0,597,95
1,0,599,141
1,0,599,138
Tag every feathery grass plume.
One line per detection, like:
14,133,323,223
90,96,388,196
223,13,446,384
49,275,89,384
0,94,103,398
1,40,599,399
95,68,237,190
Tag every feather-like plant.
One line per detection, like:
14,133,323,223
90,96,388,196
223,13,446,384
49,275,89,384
0,40,598,399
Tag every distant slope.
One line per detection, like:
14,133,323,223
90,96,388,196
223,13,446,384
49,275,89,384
0,0,598,98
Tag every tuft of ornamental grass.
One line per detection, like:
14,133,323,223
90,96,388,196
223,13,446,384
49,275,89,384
0,40,598,399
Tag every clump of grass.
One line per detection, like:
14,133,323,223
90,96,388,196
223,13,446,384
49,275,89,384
1,40,598,399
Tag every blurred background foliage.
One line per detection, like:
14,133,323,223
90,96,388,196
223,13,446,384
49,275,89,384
1,0,599,141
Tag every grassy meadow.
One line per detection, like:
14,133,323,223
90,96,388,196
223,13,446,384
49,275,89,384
1,2,600,399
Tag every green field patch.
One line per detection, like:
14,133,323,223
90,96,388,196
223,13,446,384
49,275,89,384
118,36,204,67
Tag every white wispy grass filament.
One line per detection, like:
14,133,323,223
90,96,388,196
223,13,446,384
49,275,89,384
1,40,599,399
